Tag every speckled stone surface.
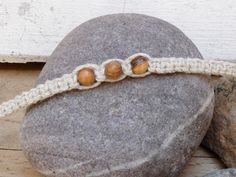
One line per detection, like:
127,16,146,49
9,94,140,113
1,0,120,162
21,14,214,177
202,168,236,177
203,77,236,167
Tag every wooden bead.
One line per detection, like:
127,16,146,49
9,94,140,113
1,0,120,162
131,56,149,74
105,61,123,80
77,68,96,86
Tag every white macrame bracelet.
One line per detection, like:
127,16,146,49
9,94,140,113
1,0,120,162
1,53,236,118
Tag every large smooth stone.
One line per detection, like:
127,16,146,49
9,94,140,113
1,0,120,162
203,77,236,167
21,14,214,177
202,168,236,177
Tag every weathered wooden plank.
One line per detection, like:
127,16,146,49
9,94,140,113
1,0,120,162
0,55,47,63
0,64,41,149
0,64,225,176
0,0,236,62
0,150,43,177
180,156,225,177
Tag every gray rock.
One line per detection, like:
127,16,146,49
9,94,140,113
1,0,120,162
21,14,214,177
203,77,236,167
202,168,236,177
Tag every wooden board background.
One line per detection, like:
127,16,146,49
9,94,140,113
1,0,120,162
0,64,226,177
0,0,236,62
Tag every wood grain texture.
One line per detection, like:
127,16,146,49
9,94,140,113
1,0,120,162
0,0,236,62
0,64,225,176
0,55,47,63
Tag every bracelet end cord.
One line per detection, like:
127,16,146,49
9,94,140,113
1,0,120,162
0,52,235,118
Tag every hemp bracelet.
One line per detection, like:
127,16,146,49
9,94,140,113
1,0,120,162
0,53,236,118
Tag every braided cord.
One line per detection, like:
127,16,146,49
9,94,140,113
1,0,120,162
1,53,236,118
149,57,236,77
0,73,77,117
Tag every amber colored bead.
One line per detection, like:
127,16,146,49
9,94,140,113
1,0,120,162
77,68,96,86
105,61,123,80
131,56,149,74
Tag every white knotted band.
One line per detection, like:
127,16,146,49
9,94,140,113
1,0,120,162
1,53,235,118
